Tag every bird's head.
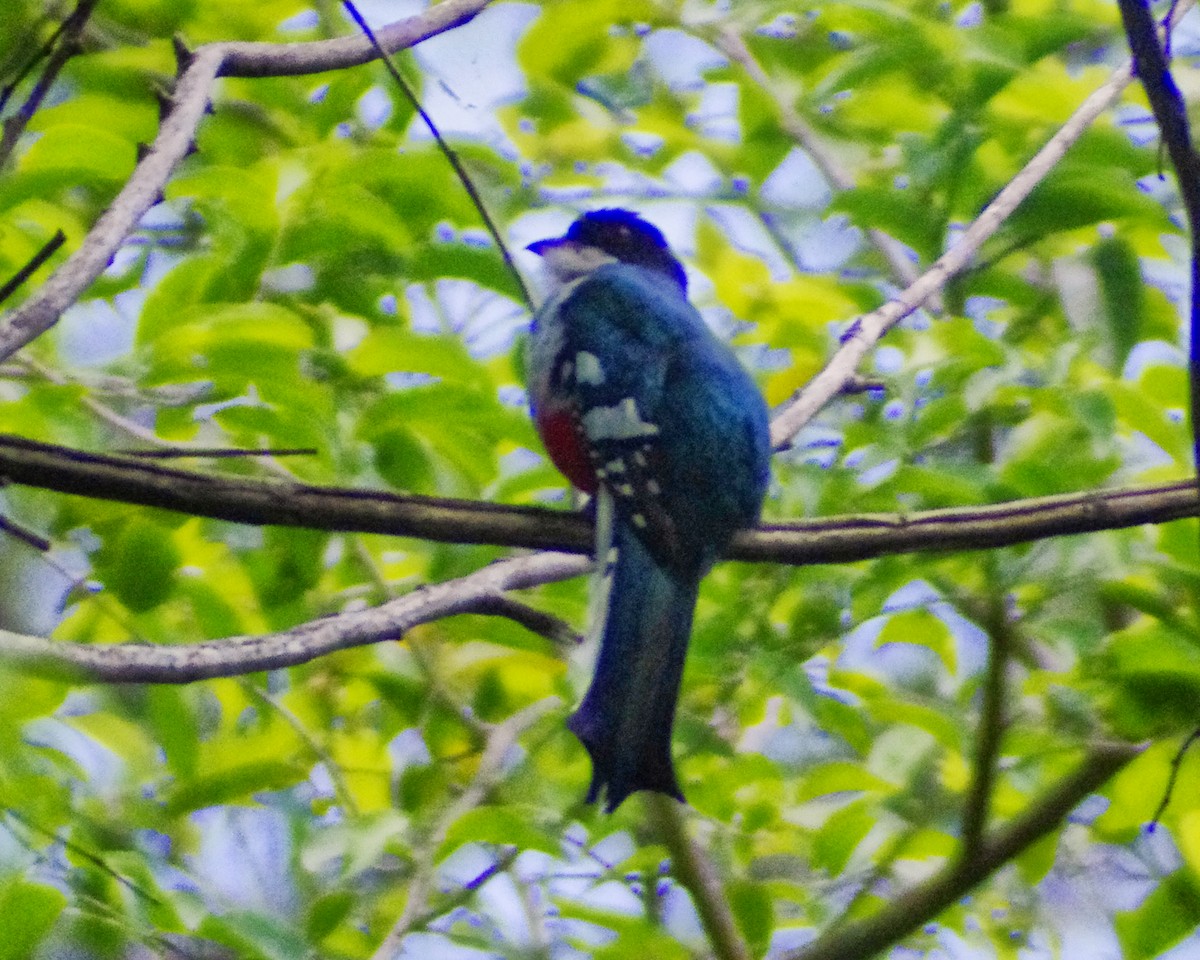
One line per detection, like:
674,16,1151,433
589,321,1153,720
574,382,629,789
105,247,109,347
528,209,688,293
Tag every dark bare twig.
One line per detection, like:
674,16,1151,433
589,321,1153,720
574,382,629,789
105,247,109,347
468,594,582,647
341,0,533,309
959,578,1012,862
116,446,318,459
1149,727,1200,828
0,0,100,169
2,806,162,906
0,515,51,552
0,231,65,307
0,16,64,114
1116,0,1200,476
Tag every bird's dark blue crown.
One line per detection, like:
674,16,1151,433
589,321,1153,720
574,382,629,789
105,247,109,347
567,209,688,292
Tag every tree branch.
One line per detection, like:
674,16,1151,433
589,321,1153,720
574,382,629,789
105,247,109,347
0,551,589,683
1,434,1199,568
767,8,1188,446
785,741,1143,960
646,794,752,960
958,580,1012,862
0,0,495,362
1117,0,1200,473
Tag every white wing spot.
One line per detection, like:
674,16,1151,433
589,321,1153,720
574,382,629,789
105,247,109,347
632,514,648,528
582,398,659,441
575,351,606,385
645,479,661,495
632,451,648,467
615,483,634,496
606,458,626,474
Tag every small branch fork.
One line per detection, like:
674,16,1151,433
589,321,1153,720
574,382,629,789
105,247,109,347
783,742,1142,960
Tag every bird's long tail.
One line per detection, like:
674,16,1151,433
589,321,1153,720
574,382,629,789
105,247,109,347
567,524,698,812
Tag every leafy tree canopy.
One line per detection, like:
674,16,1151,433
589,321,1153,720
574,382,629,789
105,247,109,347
0,0,1198,958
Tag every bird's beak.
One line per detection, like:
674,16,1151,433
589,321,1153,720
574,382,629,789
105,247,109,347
527,236,571,257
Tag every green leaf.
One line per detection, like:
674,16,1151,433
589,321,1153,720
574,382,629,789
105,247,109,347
1090,237,1144,371
812,799,874,875
93,517,181,612
438,807,559,860
797,762,895,802
18,124,135,180
1005,164,1167,240
146,687,200,779
305,891,354,943
876,608,956,674
0,880,66,960
165,760,307,815
1116,871,1200,960
346,328,486,386
197,911,311,960
729,879,774,958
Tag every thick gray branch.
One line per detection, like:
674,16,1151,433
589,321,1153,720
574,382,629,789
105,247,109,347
2,551,588,683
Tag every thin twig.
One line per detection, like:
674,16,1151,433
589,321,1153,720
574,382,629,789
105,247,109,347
0,15,64,114
342,0,532,310
713,27,927,298
0,514,50,552
958,579,1012,862
0,0,99,169
1149,727,1200,828
239,680,360,817
116,447,318,459
468,594,583,648
17,356,301,481
0,231,65,306
1,805,162,906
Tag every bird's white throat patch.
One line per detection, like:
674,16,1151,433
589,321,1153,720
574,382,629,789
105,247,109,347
539,242,618,286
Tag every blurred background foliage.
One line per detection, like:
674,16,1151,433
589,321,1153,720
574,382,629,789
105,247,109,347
1,0,1199,957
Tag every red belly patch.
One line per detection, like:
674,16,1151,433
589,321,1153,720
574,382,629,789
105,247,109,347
537,409,598,494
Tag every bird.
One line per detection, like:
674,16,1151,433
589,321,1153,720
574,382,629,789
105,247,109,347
525,208,771,812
